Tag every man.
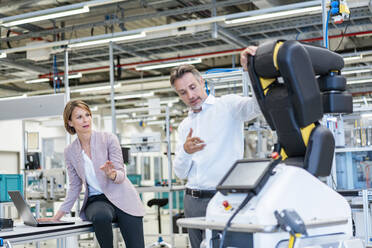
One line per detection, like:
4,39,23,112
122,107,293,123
170,46,261,248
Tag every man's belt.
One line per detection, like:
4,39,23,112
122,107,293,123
186,188,216,198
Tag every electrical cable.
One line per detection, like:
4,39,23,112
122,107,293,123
218,193,253,248
325,10,331,49
205,81,210,95
333,12,351,52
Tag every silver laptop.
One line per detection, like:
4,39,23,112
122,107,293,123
8,190,75,227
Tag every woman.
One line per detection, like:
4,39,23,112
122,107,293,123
44,100,145,248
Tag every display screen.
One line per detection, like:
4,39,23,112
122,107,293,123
218,160,270,190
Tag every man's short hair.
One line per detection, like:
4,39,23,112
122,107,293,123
170,64,202,86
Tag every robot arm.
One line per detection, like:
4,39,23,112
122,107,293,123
248,40,352,176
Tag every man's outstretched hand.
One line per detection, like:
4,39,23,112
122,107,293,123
183,128,206,154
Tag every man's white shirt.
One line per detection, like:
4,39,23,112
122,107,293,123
174,94,261,190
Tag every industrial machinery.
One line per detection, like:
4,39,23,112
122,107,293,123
179,40,363,247
26,168,66,200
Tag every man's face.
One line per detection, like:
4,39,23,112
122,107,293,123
173,72,208,111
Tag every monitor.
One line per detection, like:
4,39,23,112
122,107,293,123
25,152,40,170
217,159,271,193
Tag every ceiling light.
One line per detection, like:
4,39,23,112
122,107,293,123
343,55,363,62
0,94,27,101
347,78,372,85
1,6,90,27
25,78,50,84
342,68,372,75
136,58,202,71
134,99,179,107
55,73,83,80
71,83,121,93
114,92,154,100
362,112,372,118
66,73,82,79
26,73,82,84
68,32,146,48
214,82,243,90
90,106,98,111
116,114,130,119
225,6,322,25
353,98,372,103
147,120,166,126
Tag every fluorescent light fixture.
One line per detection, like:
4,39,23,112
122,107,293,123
90,106,98,111
225,6,322,24
343,55,363,62
68,32,146,48
136,58,202,71
0,94,27,101
353,97,371,105
347,78,372,85
116,114,130,119
1,6,90,27
0,52,6,58
56,73,83,80
65,72,83,79
134,99,179,107
362,112,372,118
26,73,82,84
214,82,243,90
342,68,372,75
25,78,50,84
147,120,165,126
71,83,121,93
115,92,154,100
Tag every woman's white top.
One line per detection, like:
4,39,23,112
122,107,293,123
82,150,103,196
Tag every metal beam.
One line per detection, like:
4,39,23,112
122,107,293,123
1,0,250,43
217,25,248,48
111,43,152,59
1,59,49,74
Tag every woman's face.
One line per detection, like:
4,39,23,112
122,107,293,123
68,107,92,135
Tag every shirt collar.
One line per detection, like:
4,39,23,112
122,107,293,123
188,94,216,116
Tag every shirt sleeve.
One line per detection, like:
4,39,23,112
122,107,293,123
107,132,126,184
173,123,193,180
223,93,261,122
58,149,83,214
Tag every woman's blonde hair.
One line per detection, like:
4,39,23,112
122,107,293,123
63,100,91,135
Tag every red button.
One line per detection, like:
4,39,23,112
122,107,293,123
222,200,229,208
271,152,279,159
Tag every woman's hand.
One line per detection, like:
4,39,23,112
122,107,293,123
38,210,64,222
100,161,117,181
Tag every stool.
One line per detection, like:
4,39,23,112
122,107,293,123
147,198,168,234
146,198,171,248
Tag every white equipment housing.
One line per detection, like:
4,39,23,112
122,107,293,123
205,163,352,247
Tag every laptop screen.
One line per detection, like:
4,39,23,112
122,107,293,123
8,190,38,226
